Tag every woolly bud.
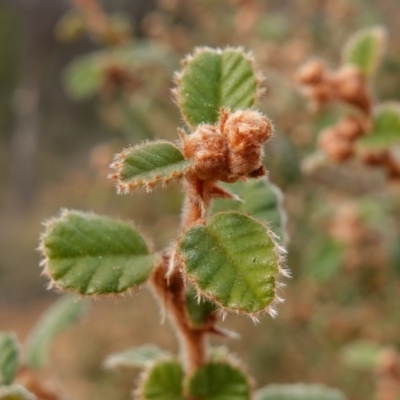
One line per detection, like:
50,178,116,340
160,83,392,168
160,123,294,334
336,115,365,141
318,127,354,163
183,124,229,181
297,60,326,85
223,109,273,151
334,66,372,114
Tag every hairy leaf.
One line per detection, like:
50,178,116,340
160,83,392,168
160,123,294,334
358,102,400,150
139,359,184,400
175,47,260,127
40,210,158,295
25,295,88,369
111,141,192,192
256,384,347,400
188,361,250,400
211,178,287,243
0,385,36,400
103,345,171,369
186,285,217,327
342,26,387,79
0,333,19,385
179,212,286,315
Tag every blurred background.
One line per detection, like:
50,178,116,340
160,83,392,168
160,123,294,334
1,0,400,399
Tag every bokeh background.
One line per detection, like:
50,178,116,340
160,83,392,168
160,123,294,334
1,0,400,399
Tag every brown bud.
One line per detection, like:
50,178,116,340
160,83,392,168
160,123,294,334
183,124,229,181
334,66,372,114
222,109,273,151
336,115,365,141
297,60,326,85
318,127,354,162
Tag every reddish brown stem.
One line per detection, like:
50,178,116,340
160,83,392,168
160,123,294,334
151,255,207,374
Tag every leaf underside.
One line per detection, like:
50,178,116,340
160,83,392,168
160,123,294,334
25,295,88,369
342,26,386,79
103,345,171,369
211,178,286,243
186,285,217,327
41,211,157,295
0,333,19,386
179,212,282,314
358,102,400,150
114,141,192,190
188,361,250,400
177,48,259,127
140,359,184,400
256,384,347,400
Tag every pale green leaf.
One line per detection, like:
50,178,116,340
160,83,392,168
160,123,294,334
112,141,192,192
175,47,259,127
103,345,171,369
64,42,173,100
256,384,347,400
340,340,383,371
188,361,250,400
358,102,400,150
342,26,387,79
0,385,36,400
25,295,88,369
40,210,158,295
0,333,19,385
179,212,286,315
210,178,287,243
139,359,184,400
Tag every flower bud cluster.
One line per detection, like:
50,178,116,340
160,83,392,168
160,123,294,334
182,109,273,182
298,60,372,114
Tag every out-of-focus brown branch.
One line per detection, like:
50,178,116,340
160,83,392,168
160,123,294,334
71,0,129,44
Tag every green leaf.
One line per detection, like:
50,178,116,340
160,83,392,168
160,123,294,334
103,345,171,369
358,102,400,150
25,295,88,369
188,361,250,400
0,333,19,385
0,385,36,400
342,26,387,79
63,42,173,100
210,178,287,243
179,212,286,315
40,210,158,295
340,340,383,371
111,141,192,192
186,285,217,327
256,384,347,400
175,47,260,127
63,53,103,100
139,359,184,400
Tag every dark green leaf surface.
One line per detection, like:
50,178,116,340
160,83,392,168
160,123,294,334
25,295,88,369
0,333,19,385
256,384,347,400
186,285,217,327
210,179,287,243
113,141,192,191
103,345,171,369
176,48,259,127
140,359,184,400
358,102,400,150
41,210,157,295
188,362,250,400
179,212,284,314
342,26,386,79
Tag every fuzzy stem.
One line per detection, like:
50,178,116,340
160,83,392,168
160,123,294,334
151,255,207,374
